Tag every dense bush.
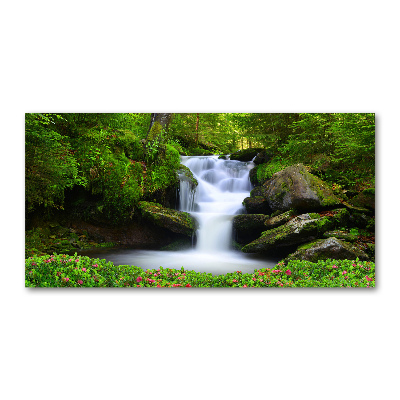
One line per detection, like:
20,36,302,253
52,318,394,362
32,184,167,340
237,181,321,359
25,254,375,288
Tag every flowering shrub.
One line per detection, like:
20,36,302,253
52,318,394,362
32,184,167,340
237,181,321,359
25,254,375,288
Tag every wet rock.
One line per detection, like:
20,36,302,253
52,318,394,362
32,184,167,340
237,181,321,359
177,164,198,187
232,214,269,243
264,210,294,229
138,201,198,237
243,196,272,214
284,237,369,262
249,166,260,186
263,164,341,213
241,210,349,254
233,210,294,244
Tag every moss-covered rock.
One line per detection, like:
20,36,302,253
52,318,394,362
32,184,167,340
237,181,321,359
138,201,198,237
243,196,272,214
233,210,295,244
242,212,336,254
322,229,358,242
264,210,294,229
177,164,198,187
349,188,375,211
263,164,341,213
284,237,369,262
232,214,269,244
250,186,264,197
230,148,264,161
365,243,375,262
249,166,260,186
349,211,375,231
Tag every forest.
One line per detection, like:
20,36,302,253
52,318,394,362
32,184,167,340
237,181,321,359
25,112,375,288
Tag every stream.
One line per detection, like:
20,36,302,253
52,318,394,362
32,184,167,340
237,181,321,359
79,155,280,275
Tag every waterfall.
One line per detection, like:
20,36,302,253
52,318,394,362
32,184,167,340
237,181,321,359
179,156,254,253
79,155,280,275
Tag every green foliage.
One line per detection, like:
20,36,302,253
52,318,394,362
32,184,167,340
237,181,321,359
256,157,289,183
230,113,300,152
169,113,238,154
283,113,375,190
25,114,86,212
146,144,181,195
25,113,182,223
26,254,375,288
229,113,375,191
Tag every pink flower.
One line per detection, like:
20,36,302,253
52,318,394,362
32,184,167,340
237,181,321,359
31,262,37,266
77,280,83,285
82,268,86,272
64,277,69,282
76,259,79,262
233,279,238,283
136,276,143,283
342,271,347,275
243,285,247,288
365,276,373,282
285,269,291,276
332,265,337,269
92,264,98,268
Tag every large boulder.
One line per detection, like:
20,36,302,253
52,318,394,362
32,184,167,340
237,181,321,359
138,201,198,237
263,164,341,213
284,237,369,262
242,208,349,254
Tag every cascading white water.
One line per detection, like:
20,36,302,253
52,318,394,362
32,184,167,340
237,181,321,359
179,156,253,253
78,155,280,275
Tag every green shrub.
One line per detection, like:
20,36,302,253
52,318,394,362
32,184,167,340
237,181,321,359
256,157,289,183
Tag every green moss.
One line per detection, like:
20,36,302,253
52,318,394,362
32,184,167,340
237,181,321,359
308,213,320,219
139,201,197,236
177,164,198,187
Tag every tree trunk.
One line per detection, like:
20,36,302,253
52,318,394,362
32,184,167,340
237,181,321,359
147,113,172,136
